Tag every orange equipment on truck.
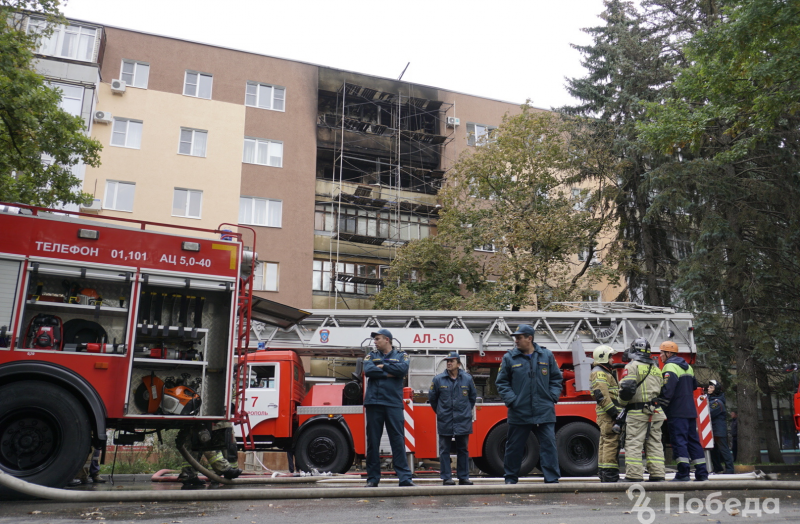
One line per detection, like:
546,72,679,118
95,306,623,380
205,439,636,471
237,306,697,477
0,203,308,492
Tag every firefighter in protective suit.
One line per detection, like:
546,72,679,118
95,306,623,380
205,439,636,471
177,423,242,486
590,345,621,482
618,338,666,482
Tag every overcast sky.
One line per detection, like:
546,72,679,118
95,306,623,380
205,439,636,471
62,0,609,109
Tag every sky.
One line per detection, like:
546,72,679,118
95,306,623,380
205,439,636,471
61,0,609,109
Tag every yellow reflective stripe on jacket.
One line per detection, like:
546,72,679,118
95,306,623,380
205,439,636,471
662,362,694,378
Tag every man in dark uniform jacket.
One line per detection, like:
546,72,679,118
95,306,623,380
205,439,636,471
707,380,735,474
496,324,563,484
429,351,477,485
363,328,415,487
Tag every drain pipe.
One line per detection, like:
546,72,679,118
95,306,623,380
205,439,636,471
3,470,800,503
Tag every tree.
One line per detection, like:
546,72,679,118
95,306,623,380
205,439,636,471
374,106,623,311
0,0,101,207
638,0,800,463
560,0,696,305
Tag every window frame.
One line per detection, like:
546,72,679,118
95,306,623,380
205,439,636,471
253,261,279,292
245,81,286,112
242,137,283,168
183,70,213,100
103,180,135,212
239,196,283,228
120,59,150,89
110,117,143,149
172,188,203,219
466,122,497,147
178,128,208,158
48,82,84,117
27,18,98,62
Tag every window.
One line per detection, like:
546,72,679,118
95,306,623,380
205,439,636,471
183,71,212,99
110,118,143,149
28,19,97,62
253,262,279,291
172,188,203,219
572,188,590,211
314,204,434,240
312,260,381,294
178,128,207,157
104,181,135,212
245,82,285,111
578,247,601,264
239,197,282,227
49,82,83,117
475,243,497,253
243,138,283,167
120,60,149,89
467,122,497,146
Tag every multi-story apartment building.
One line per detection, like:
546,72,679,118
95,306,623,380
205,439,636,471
28,16,621,310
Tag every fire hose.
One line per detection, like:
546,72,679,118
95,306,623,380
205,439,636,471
3,468,800,503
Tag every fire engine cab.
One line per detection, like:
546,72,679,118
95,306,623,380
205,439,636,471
0,204,307,492
239,306,697,477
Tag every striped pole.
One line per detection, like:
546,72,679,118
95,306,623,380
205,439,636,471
695,389,714,449
403,389,415,453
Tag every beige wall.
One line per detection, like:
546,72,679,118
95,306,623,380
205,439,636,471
85,83,243,234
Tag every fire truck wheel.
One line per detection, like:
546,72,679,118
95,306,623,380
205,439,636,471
295,424,353,474
555,421,600,477
0,381,91,498
482,422,539,478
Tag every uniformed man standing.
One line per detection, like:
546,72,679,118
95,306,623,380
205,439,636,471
590,345,622,482
363,328,415,487
658,341,708,481
496,324,563,484
429,351,478,485
707,380,734,474
618,338,666,482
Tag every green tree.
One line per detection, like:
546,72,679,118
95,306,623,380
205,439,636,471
561,0,720,306
0,0,101,207
638,0,800,464
374,106,623,311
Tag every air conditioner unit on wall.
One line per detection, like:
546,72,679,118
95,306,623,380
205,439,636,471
446,116,460,127
80,199,102,213
110,79,126,94
94,111,113,124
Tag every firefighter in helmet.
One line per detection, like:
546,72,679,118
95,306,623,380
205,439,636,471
590,345,622,482
617,337,666,482
659,340,708,481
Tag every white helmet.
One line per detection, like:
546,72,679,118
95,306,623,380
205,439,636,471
592,345,617,364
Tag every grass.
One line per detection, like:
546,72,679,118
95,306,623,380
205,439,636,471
99,430,185,474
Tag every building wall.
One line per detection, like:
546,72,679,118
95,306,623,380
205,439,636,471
88,27,319,308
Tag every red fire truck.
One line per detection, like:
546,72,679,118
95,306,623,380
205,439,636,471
239,306,697,477
0,204,307,491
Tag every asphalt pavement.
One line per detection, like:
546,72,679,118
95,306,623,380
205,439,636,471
1,475,799,524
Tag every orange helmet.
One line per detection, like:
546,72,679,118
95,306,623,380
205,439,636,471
659,340,679,353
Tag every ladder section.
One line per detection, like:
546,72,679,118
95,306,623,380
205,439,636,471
249,303,695,357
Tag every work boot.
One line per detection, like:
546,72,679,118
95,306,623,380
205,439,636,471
180,474,206,486
647,476,665,482
222,467,242,480
443,479,455,485
597,468,607,482
459,479,473,485
91,474,107,484
66,479,82,487
605,468,620,483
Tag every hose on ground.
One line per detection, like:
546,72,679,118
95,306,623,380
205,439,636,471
177,443,326,485
2,468,800,503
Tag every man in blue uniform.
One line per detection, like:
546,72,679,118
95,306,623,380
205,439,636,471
707,380,735,474
658,340,708,482
429,351,478,485
363,328,415,487
496,324,563,484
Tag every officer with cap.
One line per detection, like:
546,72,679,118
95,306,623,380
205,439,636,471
617,337,666,482
659,340,709,481
707,380,734,474
590,345,622,482
496,324,563,484
429,351,478,485
363,328,415,487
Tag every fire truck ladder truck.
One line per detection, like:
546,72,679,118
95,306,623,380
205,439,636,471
240,304,695,477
